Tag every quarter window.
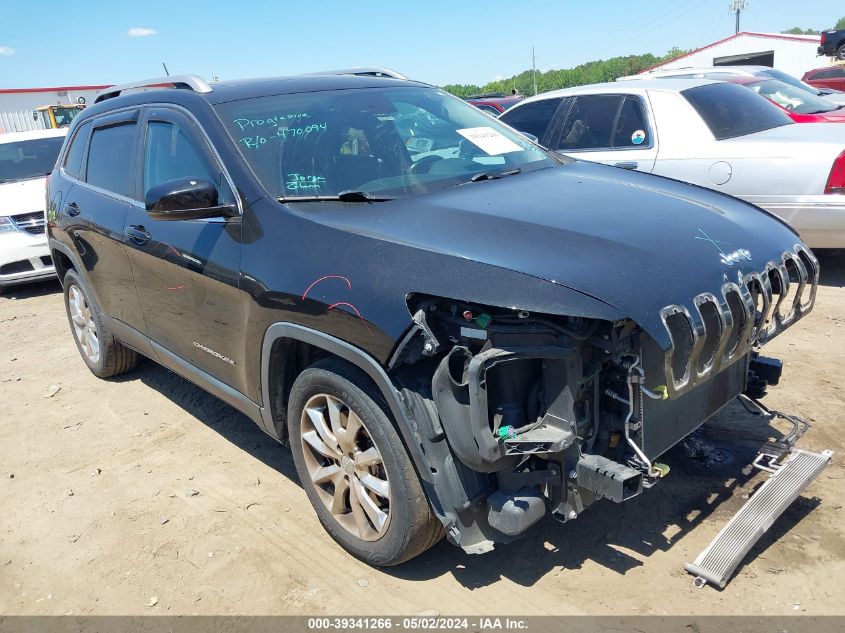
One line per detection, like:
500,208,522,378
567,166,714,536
611,96,650,148
86,123,137,197
63,120,92,180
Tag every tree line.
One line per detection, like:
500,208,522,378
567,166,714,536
782,15,845,35
442,48,690,98
443,15,845,99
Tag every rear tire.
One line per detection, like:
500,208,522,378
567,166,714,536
837,44,845,61
63,269,139,378
287,358,442,566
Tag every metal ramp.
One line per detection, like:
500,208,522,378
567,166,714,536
685,447,833,589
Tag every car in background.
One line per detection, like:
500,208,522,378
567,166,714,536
498,78,845,248
818,28,845,60
465,93,524,114
723,76,845,123
622,65,845,106
802,66,845,93
0,129,66,291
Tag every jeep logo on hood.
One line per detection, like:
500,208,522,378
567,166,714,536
694,229,751,267
720,248,752,267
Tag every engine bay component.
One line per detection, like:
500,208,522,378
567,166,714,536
487,488,547,536
432,345,576,471
576,454,643,502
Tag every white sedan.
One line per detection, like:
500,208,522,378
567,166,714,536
499,78,845,248
0,129,66,290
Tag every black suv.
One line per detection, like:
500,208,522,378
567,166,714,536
47,72,818,566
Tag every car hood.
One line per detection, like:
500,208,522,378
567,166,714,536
816,109,845,122
302,161,810,349
0,178,47,216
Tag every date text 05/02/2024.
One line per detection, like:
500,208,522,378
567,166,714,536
307,617,530,630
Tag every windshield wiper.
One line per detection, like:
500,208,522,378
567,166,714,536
336,190,395,202
470,168,522,182
276,190,395,203
449,168,523,188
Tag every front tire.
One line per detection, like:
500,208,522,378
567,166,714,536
63,269,139,378
287,358,442,566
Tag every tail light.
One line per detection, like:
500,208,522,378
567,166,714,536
825,150,845,194
821,32,826,47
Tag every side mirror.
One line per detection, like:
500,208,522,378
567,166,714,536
145,178,235,221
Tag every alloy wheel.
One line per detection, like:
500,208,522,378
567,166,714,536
68,284,100,364
299,393,391,541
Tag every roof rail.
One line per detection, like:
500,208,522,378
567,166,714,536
305,67,409,80
95,74,213,103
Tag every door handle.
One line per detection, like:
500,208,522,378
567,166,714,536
614,161,638,170
64,203,81,217
126,224,151,245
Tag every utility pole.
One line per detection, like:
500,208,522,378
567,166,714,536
532,46,538,96
729,0,748,35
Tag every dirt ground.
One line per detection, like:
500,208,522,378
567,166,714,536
1,252,844,616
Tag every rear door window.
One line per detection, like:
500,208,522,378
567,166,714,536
85,122,137,198
551,94,650,150
63,120,92,180
499,98,564,144
555,95,620,149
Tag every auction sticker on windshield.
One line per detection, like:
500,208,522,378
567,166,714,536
457,127,523,155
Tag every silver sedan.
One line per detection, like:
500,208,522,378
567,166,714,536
499,78,845,248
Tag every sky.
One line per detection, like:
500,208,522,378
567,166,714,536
0,0,842,89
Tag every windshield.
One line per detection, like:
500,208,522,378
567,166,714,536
746,79,838,114
682,82,793,140
0,136,64,183
50,106,83,127
214,86,557,199
756,68,825,97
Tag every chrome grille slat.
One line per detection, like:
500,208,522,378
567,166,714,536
661,244,818,397
755,265,778,345
795,248,818,313
693,294,724,377
744,273,769,345
788,253,808,322
776,254,803,328
11,212,46,236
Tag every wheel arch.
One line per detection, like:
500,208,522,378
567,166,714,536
49,239,85,290
259,323,436,485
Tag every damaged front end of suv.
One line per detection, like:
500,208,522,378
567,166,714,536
388,245,818,554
